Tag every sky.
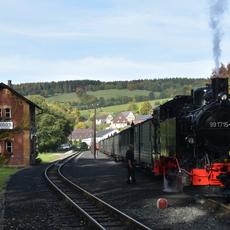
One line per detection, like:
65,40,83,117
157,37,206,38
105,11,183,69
0,0,230,84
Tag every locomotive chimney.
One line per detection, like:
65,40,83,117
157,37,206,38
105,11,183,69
211,77,228,99
8,80,12,88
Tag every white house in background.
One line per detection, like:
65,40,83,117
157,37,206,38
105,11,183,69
96,114,113,125
110,111,135,129
105,114,113,124
96,115,107,125
121,111,135,123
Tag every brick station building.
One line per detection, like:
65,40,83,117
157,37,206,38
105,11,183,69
0,82,41,166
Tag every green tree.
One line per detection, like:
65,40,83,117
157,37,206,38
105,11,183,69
127,102,138,112
28,96,74,152
139,101,152,115
37,113,72,152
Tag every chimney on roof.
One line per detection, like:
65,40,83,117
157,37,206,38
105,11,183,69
8,80,12,88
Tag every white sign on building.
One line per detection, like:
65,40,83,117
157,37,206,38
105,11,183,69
0,122,13,129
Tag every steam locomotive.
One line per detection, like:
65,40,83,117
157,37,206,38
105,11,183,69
99,78,230,191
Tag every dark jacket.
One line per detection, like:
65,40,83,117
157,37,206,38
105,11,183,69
126,149,134,167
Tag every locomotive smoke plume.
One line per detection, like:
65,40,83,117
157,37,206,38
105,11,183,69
209,0,228,76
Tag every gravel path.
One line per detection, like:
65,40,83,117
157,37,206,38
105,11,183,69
3,164,85,230
62,151,230,230
0,192,4,230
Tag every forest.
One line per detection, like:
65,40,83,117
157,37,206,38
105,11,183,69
13,64,230,100
14,78,208,97
13,78,209,109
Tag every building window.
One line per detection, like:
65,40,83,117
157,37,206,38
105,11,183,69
5,108,11,119
6,141,13,153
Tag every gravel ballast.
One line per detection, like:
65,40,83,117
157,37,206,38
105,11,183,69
62,151,230,230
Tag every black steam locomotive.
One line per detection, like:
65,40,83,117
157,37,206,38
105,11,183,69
99,78,230,190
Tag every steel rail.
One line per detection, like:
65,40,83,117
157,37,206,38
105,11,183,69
44,152,105,229
44,151,152,230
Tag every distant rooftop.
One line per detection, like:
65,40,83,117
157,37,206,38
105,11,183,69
121,111,133,117
70,128,92,140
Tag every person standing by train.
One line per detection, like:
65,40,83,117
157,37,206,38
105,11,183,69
126,144,136,184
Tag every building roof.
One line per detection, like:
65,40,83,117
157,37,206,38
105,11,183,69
70,128,92,139
112,113,128,124
96,128,118,138
121,111,134,117
0,82,41,109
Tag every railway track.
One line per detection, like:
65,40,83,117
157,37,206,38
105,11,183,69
44,151,152,230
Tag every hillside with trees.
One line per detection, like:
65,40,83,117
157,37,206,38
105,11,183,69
14,78,208,97
13,78,210,109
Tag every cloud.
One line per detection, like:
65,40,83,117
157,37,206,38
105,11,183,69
0,0,229,84
0,56,213,84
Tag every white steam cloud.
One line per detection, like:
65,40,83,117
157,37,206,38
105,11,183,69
209,0,228,76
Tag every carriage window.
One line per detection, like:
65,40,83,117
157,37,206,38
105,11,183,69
5,108,11,119
6,141,13,153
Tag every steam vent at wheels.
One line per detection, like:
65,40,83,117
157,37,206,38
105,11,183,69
0,82,40,166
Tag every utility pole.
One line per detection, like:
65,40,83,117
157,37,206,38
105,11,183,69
93,106,96,159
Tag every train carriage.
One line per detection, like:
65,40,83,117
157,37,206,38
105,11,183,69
113,134,120,159
134,119,154,168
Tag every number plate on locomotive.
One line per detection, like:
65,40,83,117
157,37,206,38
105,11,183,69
209,121,230,128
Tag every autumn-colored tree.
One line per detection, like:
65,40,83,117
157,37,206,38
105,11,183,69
127,83,135,91
139,101,152,115
76,87,86,97
211,63,230,78
76,122,86,129
183,85,193,95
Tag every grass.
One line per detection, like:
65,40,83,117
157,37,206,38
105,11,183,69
46,93,78,102
0,167,19,193
80,98,170,117
37,152,68,163
46,89,151,102
87,89,150,99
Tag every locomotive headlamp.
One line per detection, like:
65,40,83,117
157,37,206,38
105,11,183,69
185,136,195,144
221,94,228,101
218,93,228,101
